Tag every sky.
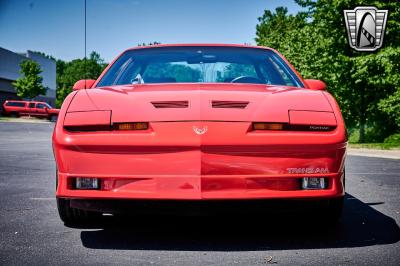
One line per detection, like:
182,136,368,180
0,0,303,63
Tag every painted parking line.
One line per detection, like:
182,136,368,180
30,198,54,201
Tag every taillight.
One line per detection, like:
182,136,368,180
113,122,149,130
64,111,111,132
253,122,286,130
64,122,149,132
251,122,335,131
289,124,336,131
289,110,336,131
64,125,111,132
252,111,337,132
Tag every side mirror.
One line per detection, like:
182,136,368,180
304,79,327,91
72,79,96,91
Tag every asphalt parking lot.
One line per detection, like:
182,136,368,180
0,121,399,265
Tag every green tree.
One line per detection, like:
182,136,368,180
138,41,161,46
255,7,307,50
256,0,400,142
56,51,107,107
216,63,258,82
142,63,201,82
12,60,47,99
379,89,400,127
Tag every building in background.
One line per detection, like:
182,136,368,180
0,47,56,113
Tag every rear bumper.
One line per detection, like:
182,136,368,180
56,169,345,200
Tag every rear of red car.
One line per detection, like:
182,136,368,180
53,45,346,224
3,100,28,117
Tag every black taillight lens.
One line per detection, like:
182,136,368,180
252,122,335,131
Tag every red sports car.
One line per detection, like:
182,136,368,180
53,44,346,224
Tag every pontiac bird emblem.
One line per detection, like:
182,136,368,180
343,6,388,51
193,126,208,135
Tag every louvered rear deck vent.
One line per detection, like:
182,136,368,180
151,101,189,108
212,100,249,109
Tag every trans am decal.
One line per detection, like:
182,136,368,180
286,168,330,174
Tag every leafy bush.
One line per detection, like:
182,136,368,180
384,133,400,146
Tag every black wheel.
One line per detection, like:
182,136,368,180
57,198,102,225
50,115,57,122
316,170,345,223
9,112,19,118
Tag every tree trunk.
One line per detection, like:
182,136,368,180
359,120,365,143
359,85,365,143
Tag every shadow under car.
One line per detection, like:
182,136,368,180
78,193,400,251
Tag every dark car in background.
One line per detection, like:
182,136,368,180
3,100,59,121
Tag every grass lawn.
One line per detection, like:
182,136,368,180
0,116,14,121
0,116,51,123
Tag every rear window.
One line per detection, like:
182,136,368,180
97,46,303,87
6,102,25,107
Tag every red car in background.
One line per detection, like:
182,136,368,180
53,44,347,225
3,100,59,121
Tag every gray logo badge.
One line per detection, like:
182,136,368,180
344,6,388,51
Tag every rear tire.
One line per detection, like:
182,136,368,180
49,115,57,122
57,198,102,225
9,112,19,118
323,169,345,223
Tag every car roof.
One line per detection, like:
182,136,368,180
6,100,46,104
125,43,274,52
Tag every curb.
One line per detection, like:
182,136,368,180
347,148,400,160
